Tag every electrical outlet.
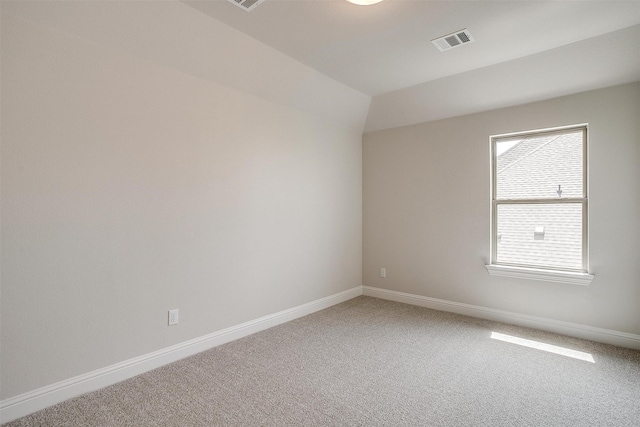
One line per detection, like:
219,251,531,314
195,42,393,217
380,268,386,278
168,309,179,326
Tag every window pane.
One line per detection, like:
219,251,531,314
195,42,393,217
496,130,583,200
496,203,582,270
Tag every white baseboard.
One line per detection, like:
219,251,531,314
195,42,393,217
5,285,637,423
0,286,363,424
363,286,640,350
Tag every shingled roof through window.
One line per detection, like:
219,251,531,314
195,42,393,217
495,130,584,270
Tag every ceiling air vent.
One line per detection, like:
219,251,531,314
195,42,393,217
431,29,474,52
227,0,266,12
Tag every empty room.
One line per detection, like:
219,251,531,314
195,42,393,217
1,0,639,425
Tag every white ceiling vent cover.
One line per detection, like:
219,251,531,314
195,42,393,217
431,29,474,52
227,0,266,12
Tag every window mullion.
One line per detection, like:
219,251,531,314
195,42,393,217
490,124,588,276
495,198,585,205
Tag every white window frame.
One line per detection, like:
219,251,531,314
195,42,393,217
486,124,594,285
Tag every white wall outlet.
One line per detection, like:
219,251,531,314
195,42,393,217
380,268,386,278
168,309,179,326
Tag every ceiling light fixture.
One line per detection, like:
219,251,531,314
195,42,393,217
346,0,385,5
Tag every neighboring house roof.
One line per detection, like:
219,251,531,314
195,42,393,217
496,130,583,270
497,135,553,174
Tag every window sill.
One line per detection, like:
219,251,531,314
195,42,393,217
485,264,594,286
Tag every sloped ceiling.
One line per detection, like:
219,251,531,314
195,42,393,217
365,25,640,132
3,1,371,132
186,0,640,132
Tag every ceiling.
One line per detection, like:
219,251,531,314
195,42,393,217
185,0,640,98
10,0,635,132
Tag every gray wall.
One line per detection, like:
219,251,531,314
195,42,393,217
364,82,640,335
1,5,365,399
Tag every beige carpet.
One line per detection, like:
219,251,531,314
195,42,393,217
4,296,640,426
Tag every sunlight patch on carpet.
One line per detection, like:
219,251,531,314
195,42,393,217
490,332,595,363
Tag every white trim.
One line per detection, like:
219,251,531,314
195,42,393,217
362,286,640,350
491,123,590,140
485,264,594,285
490,124,590,273
0,286,363,424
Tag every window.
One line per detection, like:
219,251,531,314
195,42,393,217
486,125,593,285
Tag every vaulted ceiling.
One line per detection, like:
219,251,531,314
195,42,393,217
186,0,640,131
185,1,640,96
6,1,639,132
